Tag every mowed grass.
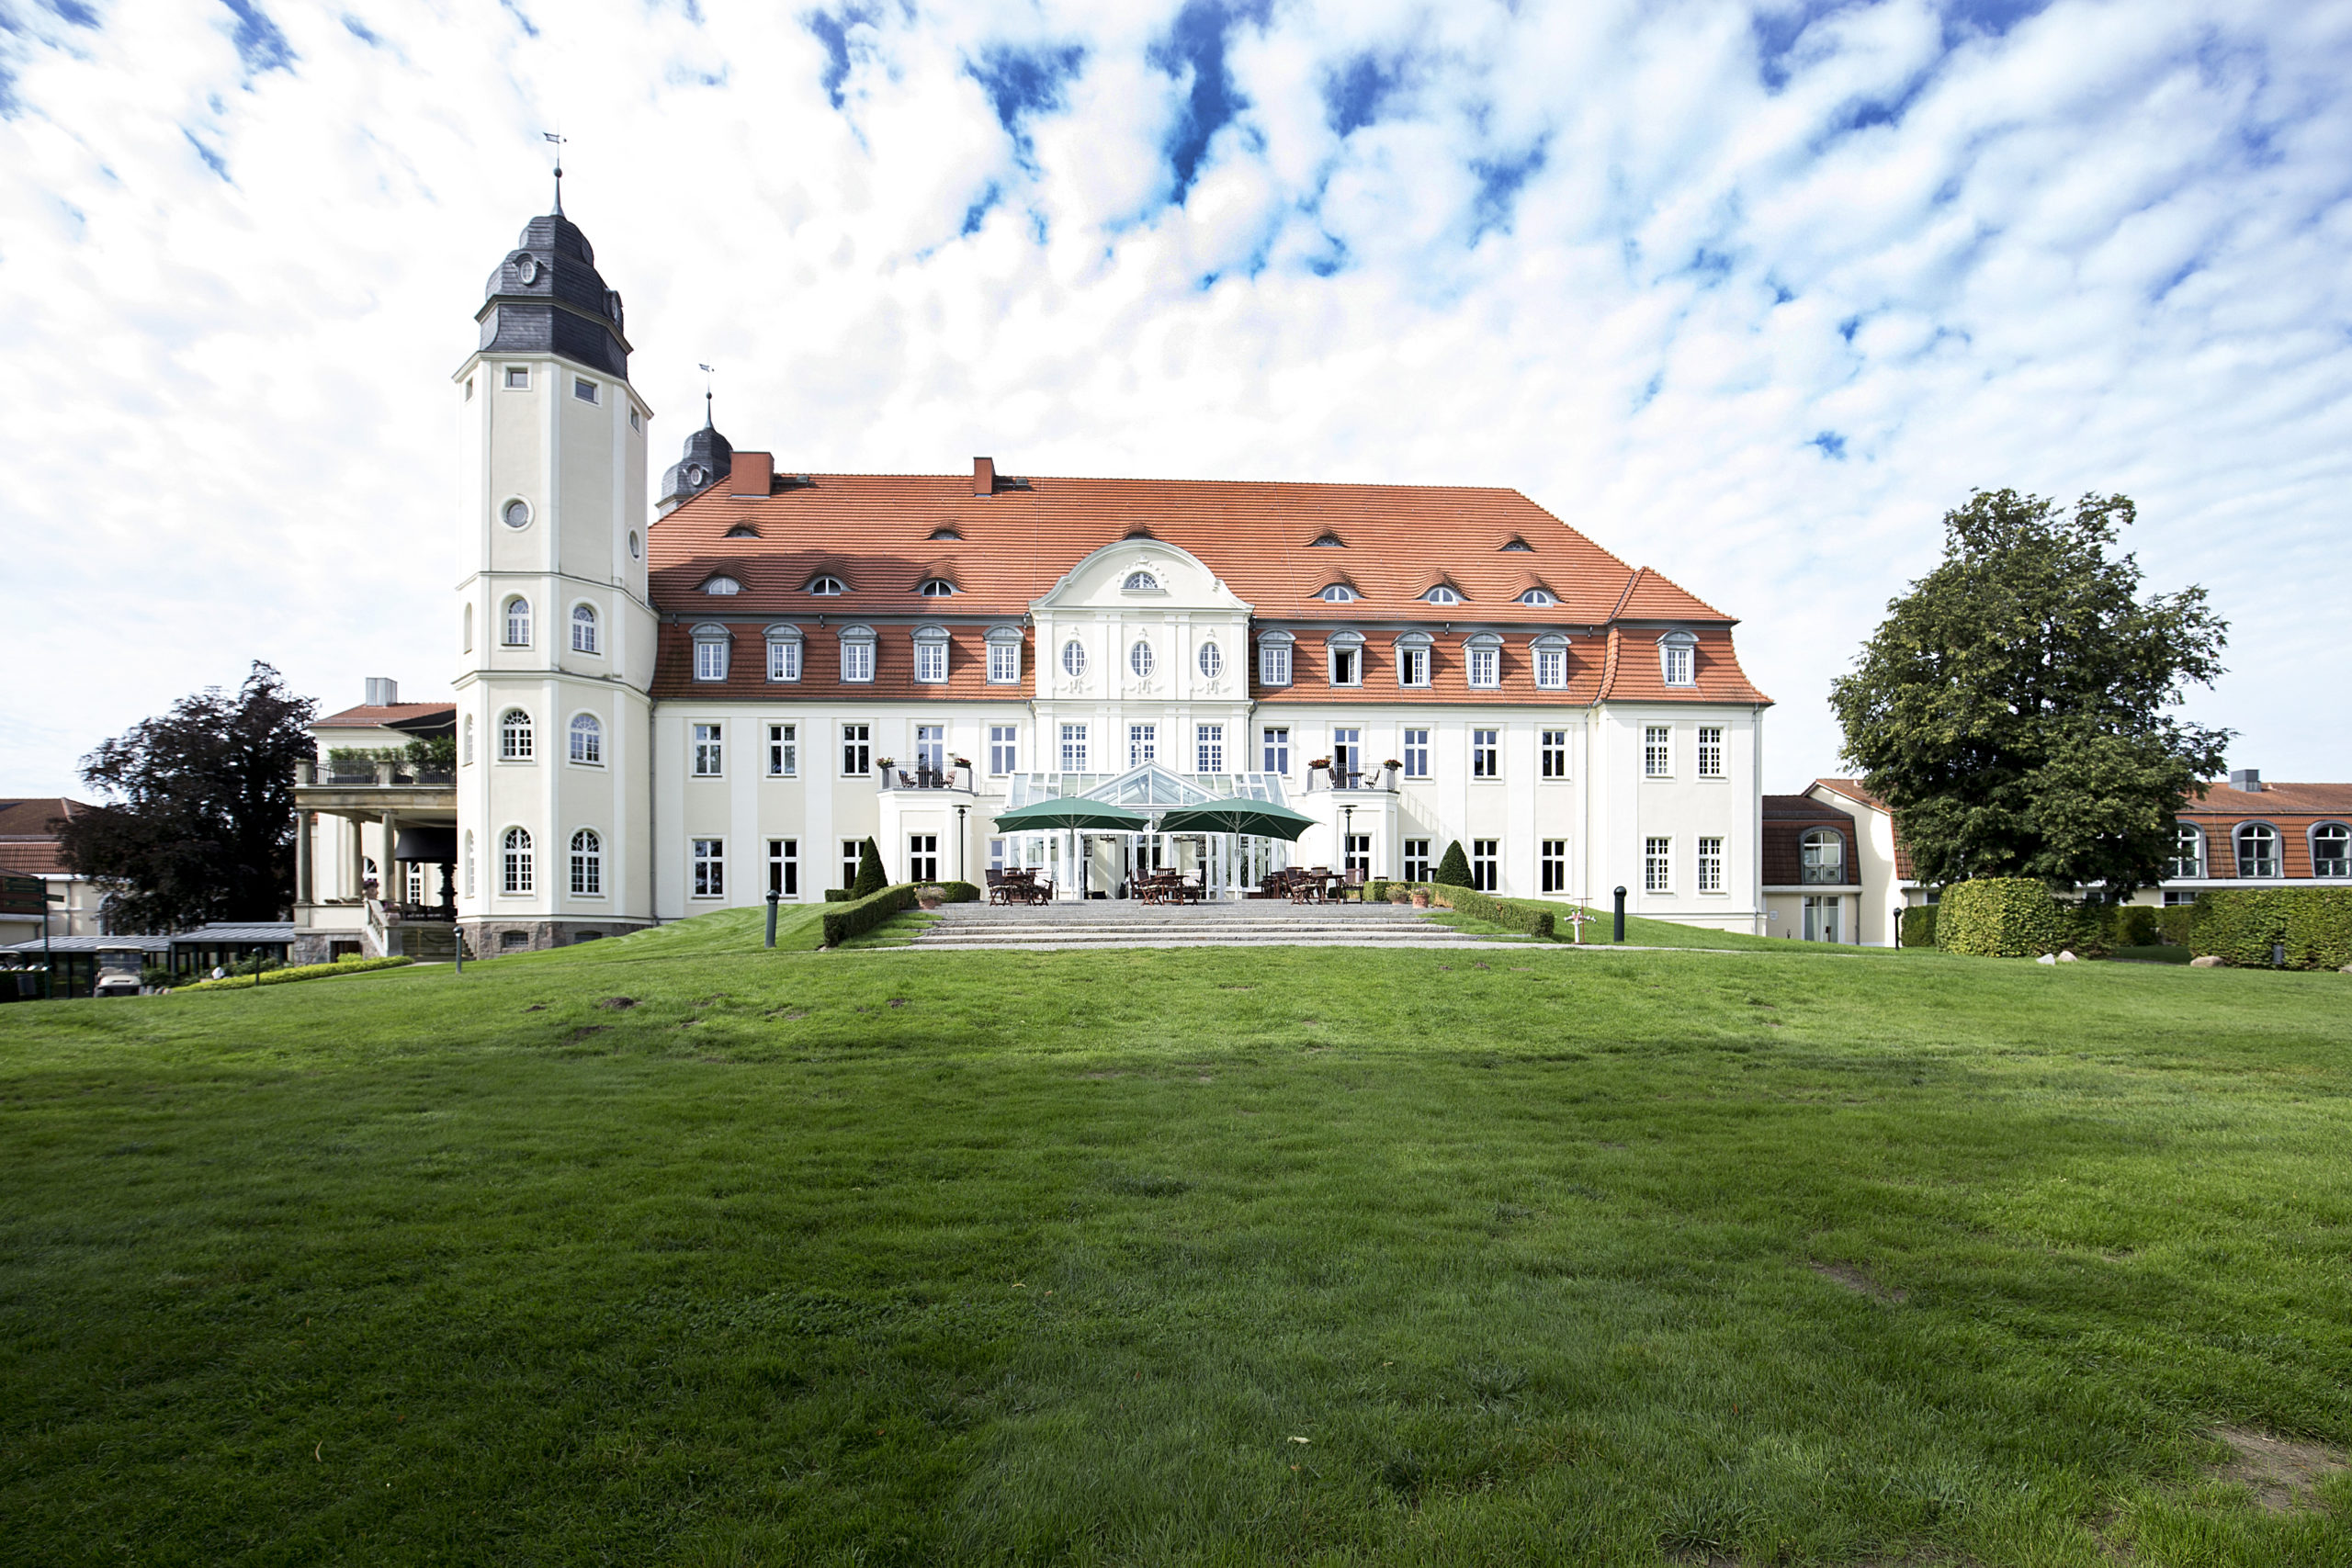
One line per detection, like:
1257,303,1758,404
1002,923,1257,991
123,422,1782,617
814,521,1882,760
3,913,2350,1566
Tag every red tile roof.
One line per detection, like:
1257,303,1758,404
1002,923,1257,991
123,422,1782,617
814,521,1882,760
0,797,93,876
315,703,457,728
1762,794,1860,887
1809,777,1910,877
2178,781,2352,818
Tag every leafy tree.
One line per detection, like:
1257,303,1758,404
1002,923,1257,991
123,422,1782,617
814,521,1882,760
1432,840,1473,887
1829,491,2228,900
59,662,319,931
851,837,888,898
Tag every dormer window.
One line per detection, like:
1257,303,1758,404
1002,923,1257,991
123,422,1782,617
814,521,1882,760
930,526,962,541
1519,587,1556,607
1395,631,1433,688
1498,536,1534,552
1659,631,1697,687
985,626,1023,684
1532,633,1569,689
1423,585,1464,606
807,575,845,596
691,623,731,682
1465,632,1502,689
1122,571,1161,593
701,575,741,596
1309,532,1345,547
913,624,950,683
839,625,876,683
1328,631,1365,687
918,579,957,597
765,624,803,682
725,525,759,539
1318,584,1359,604
1257,630,1294,687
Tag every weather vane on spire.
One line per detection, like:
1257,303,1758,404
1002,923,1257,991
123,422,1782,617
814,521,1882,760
544,131,567,215
698,364,716,428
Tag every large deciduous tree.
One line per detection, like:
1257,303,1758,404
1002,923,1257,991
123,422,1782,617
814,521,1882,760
59,662,319,931
1829,490,2229,900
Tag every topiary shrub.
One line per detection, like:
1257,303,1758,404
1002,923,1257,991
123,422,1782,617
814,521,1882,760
1433,841,1473,887
851,838,888,899
2192,889,2352,969
1898,906,1939,948
1935,877,2064,957
821,884,918,947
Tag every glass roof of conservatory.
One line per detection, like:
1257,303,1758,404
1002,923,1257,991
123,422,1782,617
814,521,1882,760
1004,763,1290,813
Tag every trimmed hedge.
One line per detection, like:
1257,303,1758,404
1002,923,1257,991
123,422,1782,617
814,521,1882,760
1368,878,1391,905
182,955,413,991
2156,905,2193,946
2117,905,2159,948
1898,906,1939,948
1433,841,1473,887
2192,888,2352,970
1409,883,1556,940
1935,878,2064,957
935,881,981,904
823,888,854,902
821,883,918,947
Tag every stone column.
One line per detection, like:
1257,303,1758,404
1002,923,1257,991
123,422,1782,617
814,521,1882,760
294,810,312,908
382,812,399,908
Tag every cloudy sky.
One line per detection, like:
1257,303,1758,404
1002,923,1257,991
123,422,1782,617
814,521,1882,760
3,0,2346,798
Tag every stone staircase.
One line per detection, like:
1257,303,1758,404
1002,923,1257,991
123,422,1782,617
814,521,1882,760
909,899,1514,951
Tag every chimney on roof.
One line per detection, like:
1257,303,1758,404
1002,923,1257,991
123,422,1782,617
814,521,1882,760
2230,768,2263,792
730,451,774,498
365,677,399,707
972,456,995,496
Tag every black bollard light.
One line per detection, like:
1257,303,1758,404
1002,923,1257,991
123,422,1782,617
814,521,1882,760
1613,885,1627,943
765,889,780,950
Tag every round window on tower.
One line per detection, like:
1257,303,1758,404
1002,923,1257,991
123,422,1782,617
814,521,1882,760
502,498,532,530
686,464,707,488
514,253,540,286
628,531,642,560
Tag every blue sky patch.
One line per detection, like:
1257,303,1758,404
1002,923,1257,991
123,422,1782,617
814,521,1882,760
1468,141,1545,240
220,0,294,74
1149,0,1266,203
967,41,1084,155
1323,51,1404,139
807,5,877,110
1811,430,1848,458
182,127,230,181
43,0,101,27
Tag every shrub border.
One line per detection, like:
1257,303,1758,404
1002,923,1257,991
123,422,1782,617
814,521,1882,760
181,955,414,991
821,883,920,947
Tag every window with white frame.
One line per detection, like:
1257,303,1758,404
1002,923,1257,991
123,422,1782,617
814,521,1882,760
1261,726,1289,773
1465,636,1500,689
842,840,861,890
1799,829,1844,885
1402,728,1430,778
1532,637,1567,690
918,579,956,598
1698,836,1724,893
1198,641,1223,679
989,725,1018,775
767,723,797,777
502,826,533,893
2236,822,2278,878
1541,840,1567,893
571,829,603,896
840,627,876,683
1258,635,1292,687
768,839,797,897
1128,724,1156,768
1061,639,1087,678
573,376,598,403
692,723,723,776
2166,824,2202,880
915,725,945,773
766,628,802,682
1403,839,1431,883
499,709,533,761
1328,634,1363,686
986,629,1022,684
1645,725,1672,778
569,713,602,765
807,575,846,596
1520,588,1555,607
1540,728,1567,780
909,834,939,882
1129,640,1155,679
571,604,598,653
1645,836,1671,893
1060,723,1088,771
2314,824,2351,877
1659,632,1697,687
503,596,531,647
692,626,729,682
1803,895,1840,942
1472,840,1498,892
1423,584,1462,605
1122,570,1159,592
1345,833,1371,875
1318,583,1358,603
1396,634,1431,688
504,365,528,389
841,723,870,776
1697,726,1724,778
1331,728,1361,782
913,626,948,683
700,576,741,596
1471,728,1498,779
692,838,724,897
1196,724,1225,773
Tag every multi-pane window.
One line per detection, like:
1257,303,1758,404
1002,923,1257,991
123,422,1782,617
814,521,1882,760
502,826,533,894
768,637,801,682
694,637,729,682
1645,725,1672,778
1403,839,1431,883
1467,644,1499,688
1540,729,1567,780
1661,637,1695,686
692,723,723,776
1344,833,1371,876
573,377,598,403
987,636,1021,684
1698,836,1724,894
1472,840,1498,893
1471,728,1499,779
1329,642,1360,685
914,637,947,683
1645,837,1672,893
2166,825,2202,880
692,838,725,897
767,723,797,777
1402,728,1430,779
1534,646,1566,688
571,604,598,653
1129,724,1157,768
841,638,875,683
1198,642,1223,679
1697,727,1724,778
1059,723,1088,771
1540,840,1566,893
1259,641,1292,686
989,725,1018,776
1803,895,1840,942
570,829,602,896
768,839,798,897
2314,824,2351,878
504,366,528,389
908,834,939,883
916,725,945,773
1261,727,1290,773
841,723,870,776
1196,724,1224,774
1130,641,1155,679
1331,728,1361,783
503,597,531,646
842,840,862,890
570,713,602,765
2236,823,2278,878
1061,640,1087,677
1799,829,1843,885
500,709,533,761
1397,645,1430,686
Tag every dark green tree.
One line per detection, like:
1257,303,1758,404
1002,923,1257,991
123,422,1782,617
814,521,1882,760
57,662,319,931
1432,840,1473,887
1829,490,2229,900
851,837,888,898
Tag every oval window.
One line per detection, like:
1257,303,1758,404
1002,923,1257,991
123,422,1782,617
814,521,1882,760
685,464,707,488
1130,641,1154,678
628,530,642,559
1061,640,1087,677
514,253,539,286
1198,642,1223,679
502,499,531,529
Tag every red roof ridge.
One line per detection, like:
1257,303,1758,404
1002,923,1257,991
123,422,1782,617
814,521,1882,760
1596,626,1623,699
1810,777,1885,811
1606,568,1645,623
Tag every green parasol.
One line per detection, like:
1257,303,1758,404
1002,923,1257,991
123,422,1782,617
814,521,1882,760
992,798,1152,832
1151,800,1317,840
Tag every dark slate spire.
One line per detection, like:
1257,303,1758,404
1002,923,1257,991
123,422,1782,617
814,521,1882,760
476,206,628,380
657,399,733,514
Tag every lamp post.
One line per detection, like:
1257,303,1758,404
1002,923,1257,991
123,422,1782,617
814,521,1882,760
955,804,968,883
1341,803,1355,881
765,888,780,949
1613,886,1627,943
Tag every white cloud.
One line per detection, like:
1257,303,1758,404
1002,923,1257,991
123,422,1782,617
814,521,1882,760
0,0,2346,799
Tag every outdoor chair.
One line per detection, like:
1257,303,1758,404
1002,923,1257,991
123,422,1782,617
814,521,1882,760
1338,868,1367,903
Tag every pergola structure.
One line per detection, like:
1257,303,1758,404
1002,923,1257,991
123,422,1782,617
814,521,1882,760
995,765,1304,899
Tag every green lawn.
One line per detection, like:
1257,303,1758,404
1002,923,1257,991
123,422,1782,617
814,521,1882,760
3,914,2349,1565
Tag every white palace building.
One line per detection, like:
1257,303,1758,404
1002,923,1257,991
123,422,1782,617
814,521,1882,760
290,197,1774,961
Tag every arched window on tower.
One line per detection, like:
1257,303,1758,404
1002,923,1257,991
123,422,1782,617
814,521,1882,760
571,604,599,654
463,603,473,652
569,713,602,765
502,827,534,894
500,709,533,761
503,596,532,647
570,829,603,896
462,715,474,766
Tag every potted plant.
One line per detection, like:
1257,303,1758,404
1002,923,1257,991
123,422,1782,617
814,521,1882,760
916,884,946,911
1409,887,1431,908
1382,758,1403,788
